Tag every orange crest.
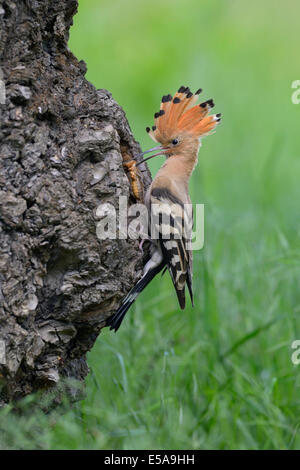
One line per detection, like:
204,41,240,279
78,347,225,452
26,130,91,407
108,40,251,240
146,86,221,144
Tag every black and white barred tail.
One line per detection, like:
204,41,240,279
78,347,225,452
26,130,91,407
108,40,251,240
106,261,165,332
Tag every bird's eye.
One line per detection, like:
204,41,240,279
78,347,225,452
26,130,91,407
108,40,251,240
172,139,179,145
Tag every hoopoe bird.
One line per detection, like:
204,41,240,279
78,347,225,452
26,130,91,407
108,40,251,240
106,86,221,331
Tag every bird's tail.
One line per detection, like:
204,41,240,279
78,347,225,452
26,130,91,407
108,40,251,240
106,262,165,332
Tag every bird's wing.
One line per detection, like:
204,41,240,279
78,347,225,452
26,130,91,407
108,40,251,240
150,187,194,309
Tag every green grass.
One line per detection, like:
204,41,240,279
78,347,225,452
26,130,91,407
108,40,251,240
1,0,300,450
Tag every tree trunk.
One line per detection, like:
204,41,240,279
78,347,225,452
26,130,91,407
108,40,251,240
0,0,151,405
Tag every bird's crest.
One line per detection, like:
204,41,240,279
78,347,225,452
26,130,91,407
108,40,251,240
146,86,221,143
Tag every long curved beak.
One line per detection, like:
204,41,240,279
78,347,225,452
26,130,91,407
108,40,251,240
136,145,169,167
140,145,163,156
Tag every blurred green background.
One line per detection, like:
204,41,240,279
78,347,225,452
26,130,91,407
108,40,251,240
1,0,300,450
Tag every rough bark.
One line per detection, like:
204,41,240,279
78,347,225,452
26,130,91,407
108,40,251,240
0,0,151,405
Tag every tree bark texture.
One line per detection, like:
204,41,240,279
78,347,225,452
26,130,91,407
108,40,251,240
0,0,151,404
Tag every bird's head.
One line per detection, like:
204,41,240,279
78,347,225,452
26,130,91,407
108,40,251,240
138,86,221,166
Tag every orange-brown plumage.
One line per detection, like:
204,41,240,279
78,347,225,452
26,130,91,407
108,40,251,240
106,85,221,332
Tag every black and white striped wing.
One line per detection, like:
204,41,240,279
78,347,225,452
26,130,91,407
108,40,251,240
150,188,194,309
